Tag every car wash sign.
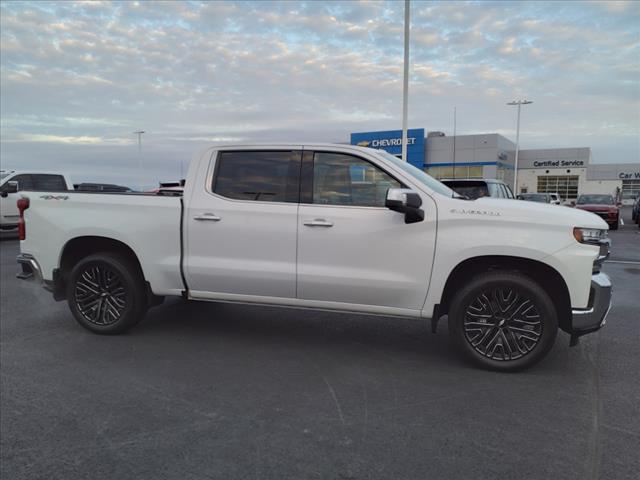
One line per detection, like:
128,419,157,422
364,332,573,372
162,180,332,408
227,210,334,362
350,129,425,169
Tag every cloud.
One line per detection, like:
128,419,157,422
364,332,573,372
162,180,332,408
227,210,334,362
0,0,638,186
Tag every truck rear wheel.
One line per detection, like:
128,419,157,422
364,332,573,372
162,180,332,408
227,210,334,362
66,253,147,334
448,271,558,371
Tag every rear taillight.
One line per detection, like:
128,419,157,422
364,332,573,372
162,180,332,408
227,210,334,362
17,197,29,240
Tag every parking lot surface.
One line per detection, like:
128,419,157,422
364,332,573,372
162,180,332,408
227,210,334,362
1,209,639,480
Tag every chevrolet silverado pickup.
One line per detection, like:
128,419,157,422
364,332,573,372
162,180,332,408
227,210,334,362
1,170,73,232
16,144,612,371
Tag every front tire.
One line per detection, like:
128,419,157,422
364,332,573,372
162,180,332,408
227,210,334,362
448,271,558,372
66,253,147,334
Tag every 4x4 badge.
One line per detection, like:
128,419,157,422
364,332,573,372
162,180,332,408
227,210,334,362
40,195,69,200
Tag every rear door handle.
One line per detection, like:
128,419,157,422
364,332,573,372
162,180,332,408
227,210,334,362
304,219,334,227
194,213,221,221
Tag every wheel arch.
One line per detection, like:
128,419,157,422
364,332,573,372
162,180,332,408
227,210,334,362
437,255,572,333
55,236,160,305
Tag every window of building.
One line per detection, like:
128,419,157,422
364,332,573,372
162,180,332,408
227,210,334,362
537,175,579,200
212,151,301,203
621,179,640,199
313,153,401,207
424,165,484,180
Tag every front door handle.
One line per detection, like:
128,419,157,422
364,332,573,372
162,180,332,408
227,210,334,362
194,213,221,221
304,219,334,227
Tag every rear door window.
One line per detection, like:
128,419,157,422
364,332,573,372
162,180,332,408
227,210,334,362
212,151,301,203
32,174,67,191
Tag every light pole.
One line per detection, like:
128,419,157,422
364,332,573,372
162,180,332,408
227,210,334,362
401,0,410,162
506,100,532,193
133,130,145,191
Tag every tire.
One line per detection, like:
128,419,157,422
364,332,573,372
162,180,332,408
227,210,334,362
66,252,148,334
448,271,558,372
610,220,619,230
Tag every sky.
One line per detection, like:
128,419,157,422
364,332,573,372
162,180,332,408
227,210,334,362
1,0,639,187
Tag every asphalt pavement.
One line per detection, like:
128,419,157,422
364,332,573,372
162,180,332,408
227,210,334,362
1,208,638,480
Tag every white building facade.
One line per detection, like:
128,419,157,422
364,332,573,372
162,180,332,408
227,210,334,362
423,133,639,204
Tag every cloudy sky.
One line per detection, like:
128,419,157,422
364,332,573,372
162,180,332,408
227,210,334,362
1,0,639,187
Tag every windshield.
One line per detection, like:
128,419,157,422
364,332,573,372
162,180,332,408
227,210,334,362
443,181,489,199
520,194,548,203
375,151,455,197
577,194,614,205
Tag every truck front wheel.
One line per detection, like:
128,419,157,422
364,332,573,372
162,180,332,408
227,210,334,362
66,253,147,334
448,272,558,371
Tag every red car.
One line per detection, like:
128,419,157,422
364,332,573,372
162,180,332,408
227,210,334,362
573,194,620,230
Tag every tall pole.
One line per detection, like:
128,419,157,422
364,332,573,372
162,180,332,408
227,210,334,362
401,0,410,162
133,130,145,191
452,106,456,178
507,100,532,193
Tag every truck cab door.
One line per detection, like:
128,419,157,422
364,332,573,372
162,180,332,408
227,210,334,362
185,149,302,300
296,151,436,312
1,175,33,229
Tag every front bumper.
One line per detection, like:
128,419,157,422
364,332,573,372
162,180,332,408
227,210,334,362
570,272,612,335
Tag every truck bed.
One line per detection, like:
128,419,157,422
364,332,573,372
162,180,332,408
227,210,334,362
19,191,185,296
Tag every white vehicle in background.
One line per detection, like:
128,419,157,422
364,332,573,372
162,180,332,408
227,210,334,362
549,193,562,205
15,144,612,371
0,170,73,232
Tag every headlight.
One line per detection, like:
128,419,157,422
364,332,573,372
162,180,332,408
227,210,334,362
573,227,607,245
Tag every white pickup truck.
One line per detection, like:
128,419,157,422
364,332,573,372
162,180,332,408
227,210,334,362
16,144,612,371
1,170,73,232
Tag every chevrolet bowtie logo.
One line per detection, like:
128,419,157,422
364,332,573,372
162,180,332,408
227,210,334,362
357,140,370,147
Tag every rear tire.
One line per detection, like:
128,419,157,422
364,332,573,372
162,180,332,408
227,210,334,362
66,253,147,334
448,271,558,372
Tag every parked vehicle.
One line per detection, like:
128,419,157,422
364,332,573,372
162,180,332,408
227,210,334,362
549,193,562,205
74,183,132,193
633,195,640,227
1,170,73,232
517,193,554,203
16,144,612,371
440,178,515,200
573,194,620,230
146,180,185,194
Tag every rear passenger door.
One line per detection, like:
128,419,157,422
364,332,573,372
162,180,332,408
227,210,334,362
185,149,302,300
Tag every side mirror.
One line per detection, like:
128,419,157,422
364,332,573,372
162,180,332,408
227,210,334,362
1,181,18,197
385,188,425,224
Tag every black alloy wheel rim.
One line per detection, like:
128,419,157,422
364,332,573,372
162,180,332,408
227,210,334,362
74,264,127,326
463,287,542,361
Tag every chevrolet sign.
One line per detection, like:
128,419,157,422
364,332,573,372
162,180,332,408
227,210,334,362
350,129,425,169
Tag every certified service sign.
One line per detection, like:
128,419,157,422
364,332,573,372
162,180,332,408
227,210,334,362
350,129,425,169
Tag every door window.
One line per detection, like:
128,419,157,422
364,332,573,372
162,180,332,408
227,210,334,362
488,182,501,198
312,153,401,207
32,174,67,191
212,151,301,203
6,174,34,191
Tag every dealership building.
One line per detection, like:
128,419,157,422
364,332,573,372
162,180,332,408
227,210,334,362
350,129,640,203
